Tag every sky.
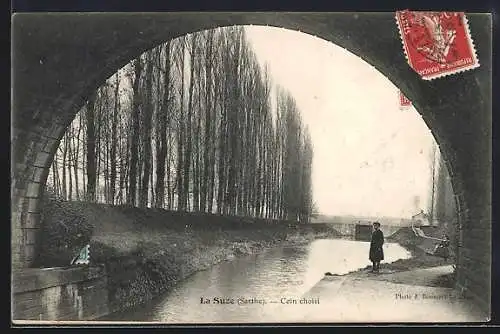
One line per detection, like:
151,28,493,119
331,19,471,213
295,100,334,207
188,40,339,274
244,25,438,218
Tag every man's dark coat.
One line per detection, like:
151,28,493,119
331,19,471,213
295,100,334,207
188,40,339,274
369,229,384,262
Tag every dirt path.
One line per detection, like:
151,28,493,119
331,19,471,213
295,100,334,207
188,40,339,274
355,265,455,287
299,274,486,323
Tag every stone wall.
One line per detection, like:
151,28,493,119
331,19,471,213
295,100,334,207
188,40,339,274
455,212,491,316
12,266,109,321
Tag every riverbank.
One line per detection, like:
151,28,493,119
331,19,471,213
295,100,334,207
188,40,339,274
301,269,485,323
306,226,486,322
325,226,455,288
37,198,341,316
384,225,453,271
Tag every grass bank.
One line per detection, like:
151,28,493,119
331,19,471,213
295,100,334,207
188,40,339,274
384,225,456,271
36,197,341,315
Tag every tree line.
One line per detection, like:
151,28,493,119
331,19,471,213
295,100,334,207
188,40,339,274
428,146,456,224
47,26,314,222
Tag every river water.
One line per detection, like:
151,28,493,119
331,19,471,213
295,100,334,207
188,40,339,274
102,238,411,323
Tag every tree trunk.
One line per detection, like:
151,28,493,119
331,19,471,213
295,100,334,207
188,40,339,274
155,42,171,208
183,34,197,212
85,92,97,202
176,38,186,211
109,73,119,205
67,130,73,201
139,52,154,208
127,57,142,206
73,115,81,200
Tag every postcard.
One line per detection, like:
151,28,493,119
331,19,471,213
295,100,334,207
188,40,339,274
11,11,492,325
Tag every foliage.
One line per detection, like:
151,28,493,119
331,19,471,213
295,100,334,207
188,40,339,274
47,26,314,223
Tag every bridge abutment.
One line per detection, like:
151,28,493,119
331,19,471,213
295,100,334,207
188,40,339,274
12,123,64,268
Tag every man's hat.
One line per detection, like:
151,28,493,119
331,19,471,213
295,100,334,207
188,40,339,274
373,221,381,226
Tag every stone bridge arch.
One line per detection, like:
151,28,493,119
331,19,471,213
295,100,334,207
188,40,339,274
11,12,491,312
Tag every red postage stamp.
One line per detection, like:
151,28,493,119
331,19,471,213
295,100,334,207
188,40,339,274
395,10,480,80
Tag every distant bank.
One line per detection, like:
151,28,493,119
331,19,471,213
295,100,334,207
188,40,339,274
310,214,412,226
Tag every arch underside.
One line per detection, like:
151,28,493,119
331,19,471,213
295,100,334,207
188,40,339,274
11,12,491,314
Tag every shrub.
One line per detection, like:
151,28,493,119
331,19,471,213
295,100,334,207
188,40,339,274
37,197,95,267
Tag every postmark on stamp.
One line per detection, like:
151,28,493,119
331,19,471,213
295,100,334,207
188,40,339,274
395,10,480,80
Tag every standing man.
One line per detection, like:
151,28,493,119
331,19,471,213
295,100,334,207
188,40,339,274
369,222,384,273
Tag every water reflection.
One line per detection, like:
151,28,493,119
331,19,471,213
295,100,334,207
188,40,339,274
102,238,411,323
